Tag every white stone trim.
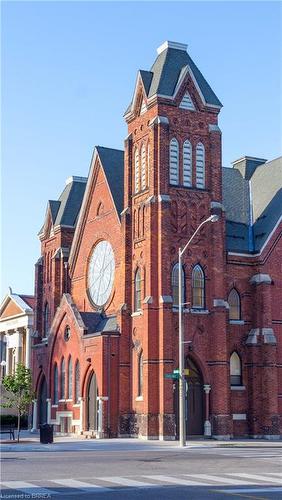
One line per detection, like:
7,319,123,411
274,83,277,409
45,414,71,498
159,295,173,303
231,386,246,391
135,396,144,402
131,311,143,317
229,320,245,325
157,41,188,54
233,413,247,420
250,274,272,285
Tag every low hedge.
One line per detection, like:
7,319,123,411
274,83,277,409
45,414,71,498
0,414,28,428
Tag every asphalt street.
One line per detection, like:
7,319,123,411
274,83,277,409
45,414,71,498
1,438,282,500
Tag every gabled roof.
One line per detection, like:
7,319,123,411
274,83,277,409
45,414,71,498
223,156,282,253
0,289,34,320
125,41,222,115
39,176,87,236
96,146,124,218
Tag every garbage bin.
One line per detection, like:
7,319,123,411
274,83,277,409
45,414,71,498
39,423,53,444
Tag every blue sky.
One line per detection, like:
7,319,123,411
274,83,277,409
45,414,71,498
1,1,281,298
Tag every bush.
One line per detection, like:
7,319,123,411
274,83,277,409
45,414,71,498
0,414,28,428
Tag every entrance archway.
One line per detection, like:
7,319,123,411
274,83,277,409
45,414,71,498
38,375,47,425
174,358,204,437
86,372,98,431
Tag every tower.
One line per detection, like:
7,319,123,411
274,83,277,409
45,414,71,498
121,41,230,439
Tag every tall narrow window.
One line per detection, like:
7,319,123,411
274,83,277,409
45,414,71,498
137,352,143,397
230,352,242,386
60,358,65,400
67,357,72,399
147,143,150,187
183,140,192,187
134,149,140,193
169,138,179,185
141,144,146,191
196,142,205,189
228,289,241,321
172,263,185,306
43,303,49,337
53,363,58,404
192,265,205,309
74,360,80,404
134,268,142,312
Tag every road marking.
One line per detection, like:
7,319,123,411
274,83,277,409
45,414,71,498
52,478,111,491
143,475,208,486
185,474,255,485
217,487,282,494
228,473,282,484
98,476,156,487
0,481,57,495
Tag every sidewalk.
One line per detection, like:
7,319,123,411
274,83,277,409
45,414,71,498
1,430,281,450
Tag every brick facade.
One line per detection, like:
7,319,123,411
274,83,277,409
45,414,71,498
31,41,282,439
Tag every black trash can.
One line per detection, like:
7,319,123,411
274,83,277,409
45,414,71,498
39,423,53,444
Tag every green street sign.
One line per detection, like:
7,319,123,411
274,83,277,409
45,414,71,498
173,369,180,374
165,373,180,380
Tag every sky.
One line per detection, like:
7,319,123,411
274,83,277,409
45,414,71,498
1,1,282,299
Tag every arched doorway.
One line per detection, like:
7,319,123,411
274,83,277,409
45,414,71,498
174,358,204,437
38,375,47,425
87,372,98,431
185,358,204,435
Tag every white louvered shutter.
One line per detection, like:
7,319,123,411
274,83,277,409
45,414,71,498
179,92,195,111
169,138,179,185
183,140,192,187
196,143,205,189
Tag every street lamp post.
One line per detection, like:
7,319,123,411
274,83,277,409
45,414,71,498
178,214,219,447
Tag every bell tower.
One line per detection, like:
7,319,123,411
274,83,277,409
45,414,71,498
120,41,229,439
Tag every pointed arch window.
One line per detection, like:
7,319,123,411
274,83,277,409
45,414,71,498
43,302,50,337
67,357,73,399
192,265,205,309
230,352,242,386
183,140,192,187
53,363,58,404
134,268,142,312
196,142,205,189
228,289,241,321
147,143,150,188
169,138,179,185
137,352,143,397
172,263,185,306
141,144,146,191
60,357,65,400
134,149,140,193
74,360,80,404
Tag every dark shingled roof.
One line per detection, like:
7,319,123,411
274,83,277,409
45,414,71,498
39,177,87,235
54,179,87,227
223,156,282,253
126,42,222,113
80,312,118,335
96,146,124,218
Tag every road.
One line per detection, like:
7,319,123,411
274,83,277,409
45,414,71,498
1,438,282,499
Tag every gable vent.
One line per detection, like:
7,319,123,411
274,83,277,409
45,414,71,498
179,92,195,111
140,98,147,115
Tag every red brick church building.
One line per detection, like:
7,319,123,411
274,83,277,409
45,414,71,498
31,41,282,439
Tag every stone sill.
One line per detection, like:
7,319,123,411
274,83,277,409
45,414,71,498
190,309,209,315
229,320,245,325
135,396,144,402
72,404,80,408
51,405,58,408
131,311,143,317
231,386,246,391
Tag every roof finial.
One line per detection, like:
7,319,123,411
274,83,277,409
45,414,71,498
157,41,188,55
